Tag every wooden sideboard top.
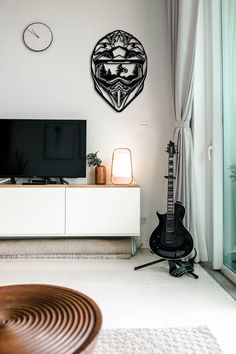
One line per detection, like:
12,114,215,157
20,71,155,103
0,183,140,188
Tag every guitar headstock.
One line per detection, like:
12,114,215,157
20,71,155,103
166,141,177,157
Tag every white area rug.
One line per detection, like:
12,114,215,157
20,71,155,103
0,238,135,258
0,253,131,259
94,327,223,354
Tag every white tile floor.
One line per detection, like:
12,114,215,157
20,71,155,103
0,249,236,354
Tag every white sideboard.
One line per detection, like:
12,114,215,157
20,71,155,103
0,184,140,238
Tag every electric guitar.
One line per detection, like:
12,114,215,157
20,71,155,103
149,141,193,260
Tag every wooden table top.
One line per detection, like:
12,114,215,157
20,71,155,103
0,284,102,354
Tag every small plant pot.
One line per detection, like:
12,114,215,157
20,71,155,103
95,165,106,185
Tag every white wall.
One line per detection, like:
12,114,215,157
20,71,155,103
0,0,174,246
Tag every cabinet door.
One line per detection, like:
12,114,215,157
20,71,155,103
66,187,140,236
0,188,65,236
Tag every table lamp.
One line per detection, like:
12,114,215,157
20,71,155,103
111,148,133,184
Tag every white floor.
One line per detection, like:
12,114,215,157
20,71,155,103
0,249,236,354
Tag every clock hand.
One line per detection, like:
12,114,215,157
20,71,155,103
26,28,39,38
31,28,40,38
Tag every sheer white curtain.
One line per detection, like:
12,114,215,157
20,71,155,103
167,0,208,261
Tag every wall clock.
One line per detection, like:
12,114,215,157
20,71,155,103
23,22,53,52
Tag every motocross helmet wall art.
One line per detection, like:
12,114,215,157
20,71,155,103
91,30,147,112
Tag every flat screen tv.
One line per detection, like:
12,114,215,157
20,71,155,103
0,119,87,178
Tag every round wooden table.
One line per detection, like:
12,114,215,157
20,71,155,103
0,284,102,354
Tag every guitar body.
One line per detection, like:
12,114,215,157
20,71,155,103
149,202,193,259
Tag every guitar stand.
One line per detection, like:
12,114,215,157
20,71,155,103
134,250,199,279
134,258,166,271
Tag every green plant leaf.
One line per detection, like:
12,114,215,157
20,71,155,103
86,151,102,167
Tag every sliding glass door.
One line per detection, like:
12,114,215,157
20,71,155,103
222,0,236,275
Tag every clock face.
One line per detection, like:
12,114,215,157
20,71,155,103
23,22,53,52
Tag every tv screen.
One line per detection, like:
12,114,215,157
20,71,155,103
0,119,87,178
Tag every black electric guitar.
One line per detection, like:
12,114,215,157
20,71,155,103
149,141,193,260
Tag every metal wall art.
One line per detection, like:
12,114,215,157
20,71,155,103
91,30,147,112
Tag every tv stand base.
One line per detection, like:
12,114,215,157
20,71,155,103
22,178,57,185
22,181,49,185
59,178,69,185
9,177,69,185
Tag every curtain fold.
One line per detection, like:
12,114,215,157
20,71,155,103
167,0,208,261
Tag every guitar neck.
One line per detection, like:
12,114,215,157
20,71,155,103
167,155,174,218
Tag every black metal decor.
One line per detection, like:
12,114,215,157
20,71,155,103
91,30,147,112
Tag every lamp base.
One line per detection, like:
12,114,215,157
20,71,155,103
111,176,133,185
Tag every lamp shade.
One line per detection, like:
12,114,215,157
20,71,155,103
111,148,133,184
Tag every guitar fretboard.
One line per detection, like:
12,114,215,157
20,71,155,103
166,156,175,232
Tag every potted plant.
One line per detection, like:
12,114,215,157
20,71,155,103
229,164,236,182
86,151,106,185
